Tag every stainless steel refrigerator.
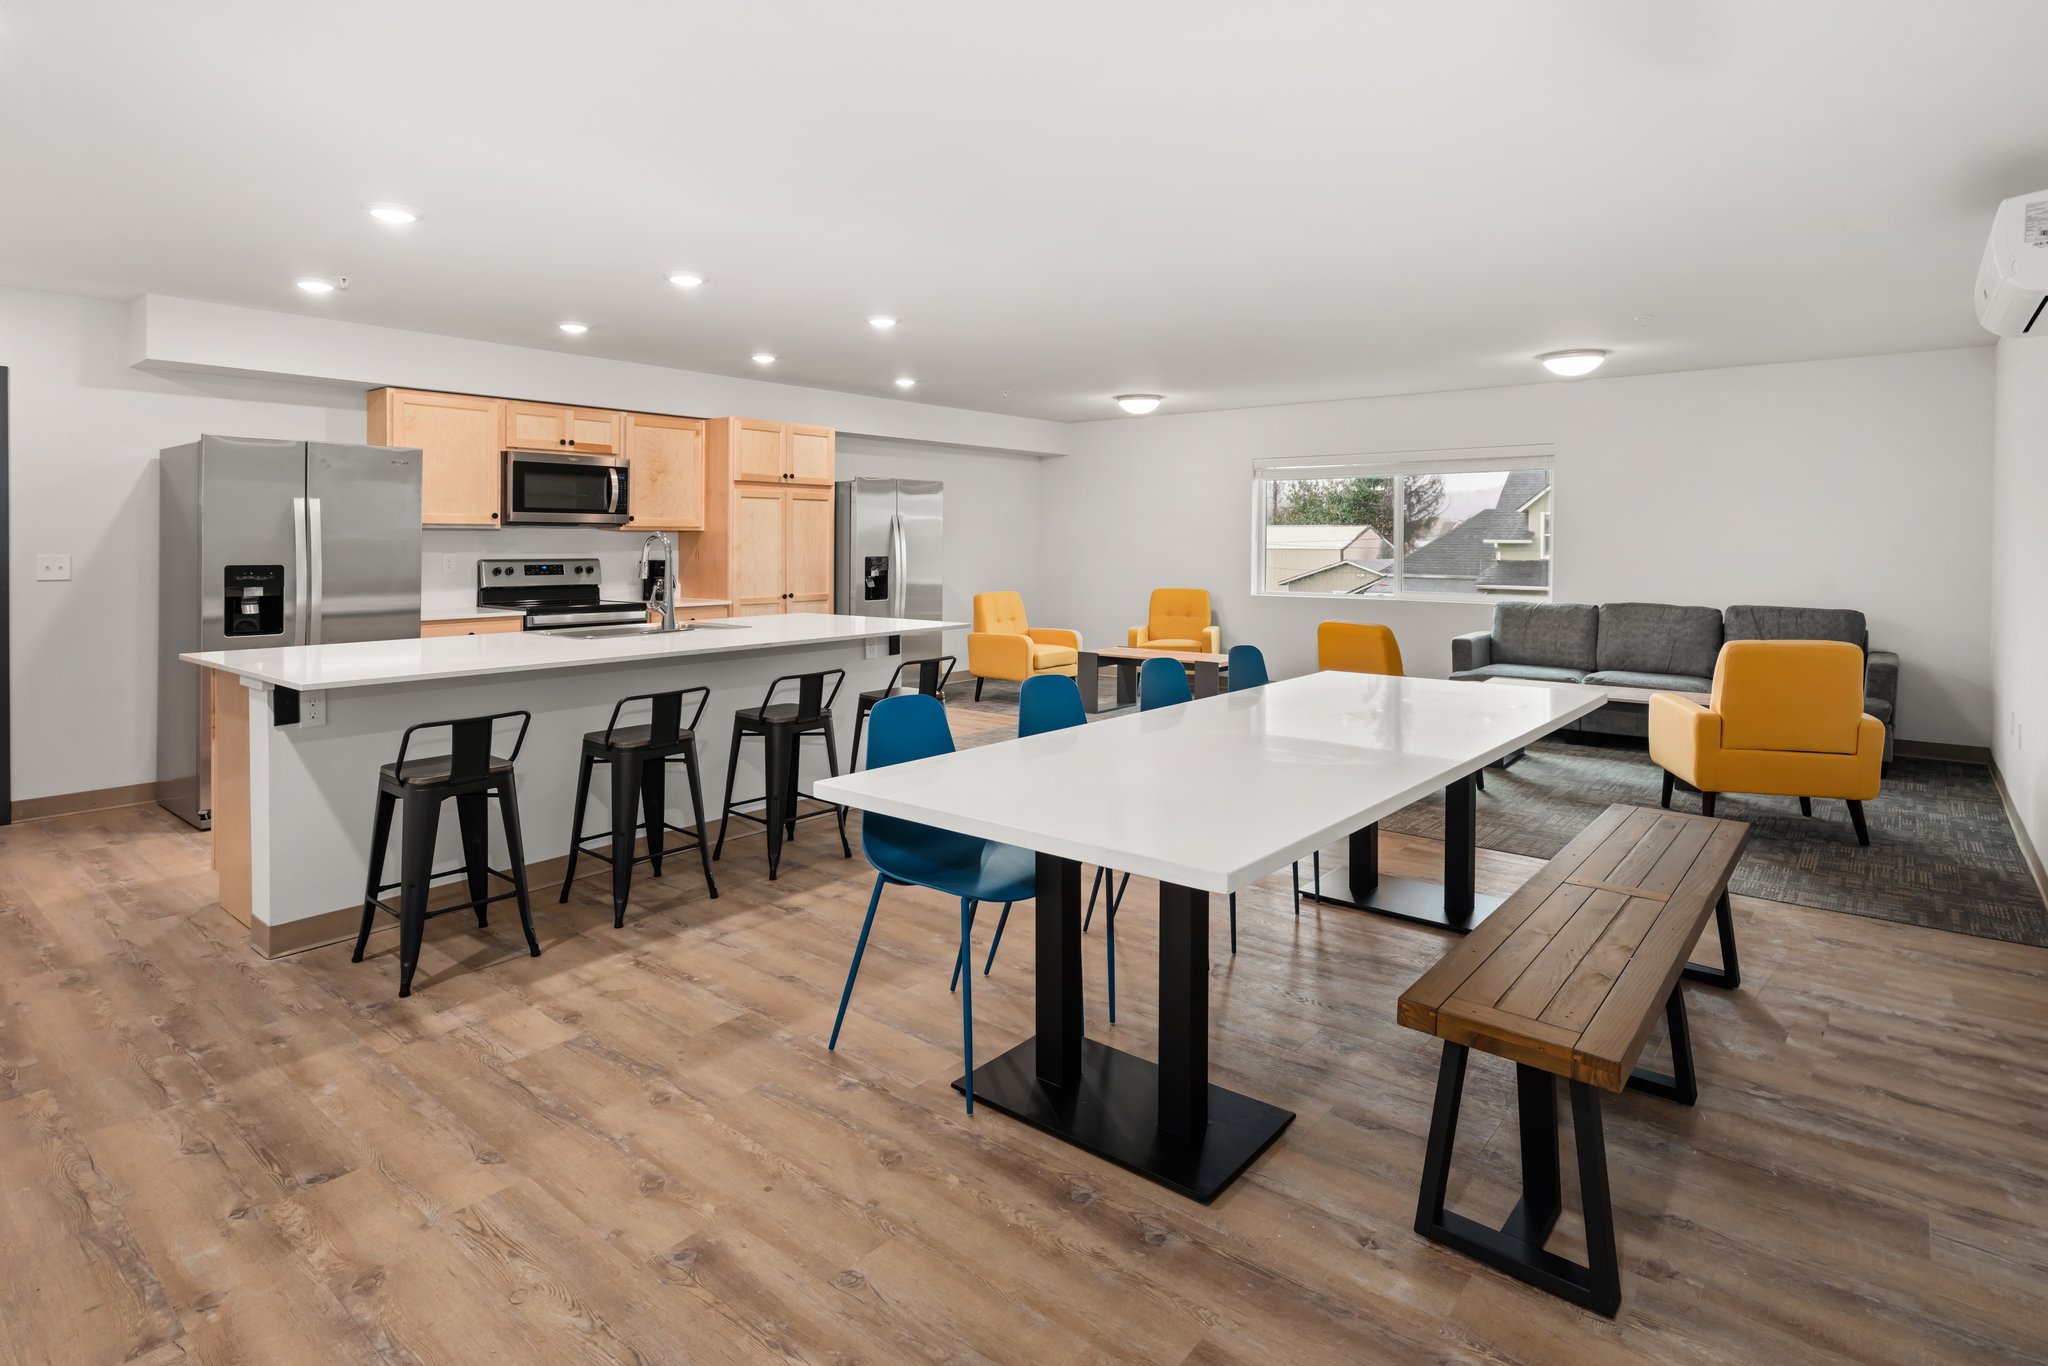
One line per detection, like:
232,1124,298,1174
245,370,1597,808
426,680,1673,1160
157,436,423,828
834,477,943,659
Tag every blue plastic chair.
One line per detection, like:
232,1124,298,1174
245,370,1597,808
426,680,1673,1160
1226,644,1269,689
1138,655,1193,711
827,694,1034,1113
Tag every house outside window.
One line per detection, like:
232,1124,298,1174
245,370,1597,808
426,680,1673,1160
1253,447,1554,600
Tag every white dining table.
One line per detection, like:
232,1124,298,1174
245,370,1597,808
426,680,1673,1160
814,670,1605,1201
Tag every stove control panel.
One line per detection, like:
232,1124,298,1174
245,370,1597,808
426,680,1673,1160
477,558,602,583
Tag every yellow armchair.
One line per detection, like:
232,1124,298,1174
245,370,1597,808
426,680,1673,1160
969,591,1079,700
1317,621,1403,676
1649,640,1884,845
1128,588,1220,654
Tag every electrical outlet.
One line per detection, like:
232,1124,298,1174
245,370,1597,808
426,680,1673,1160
442,553,460,574
34,553,71,581
863,637,881,659
301,692,327,728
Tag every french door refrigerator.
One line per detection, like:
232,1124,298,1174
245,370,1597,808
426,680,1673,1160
157,436,423,829
833,477,943,659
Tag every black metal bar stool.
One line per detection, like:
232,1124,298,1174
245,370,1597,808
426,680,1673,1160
714,669,852,880
559,686,719,927
353,710,539,998
838,656,955,843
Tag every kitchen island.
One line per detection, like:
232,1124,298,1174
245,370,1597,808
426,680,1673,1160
185,613,962,956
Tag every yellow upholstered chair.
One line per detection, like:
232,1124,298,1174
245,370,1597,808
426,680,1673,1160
1128,588,1219,654
1318,621,1404,676
968,591,1079,701
1649,640,1884,845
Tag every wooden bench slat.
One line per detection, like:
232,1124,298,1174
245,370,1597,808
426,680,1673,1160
1397,802,1750,1093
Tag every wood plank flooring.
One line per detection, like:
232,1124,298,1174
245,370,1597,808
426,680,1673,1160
4,714,2047,1362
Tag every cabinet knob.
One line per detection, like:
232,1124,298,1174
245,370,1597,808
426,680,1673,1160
490,512,499,520
568,439,576,447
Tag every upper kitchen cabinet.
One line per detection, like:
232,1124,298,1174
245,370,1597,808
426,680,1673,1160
367,388,505,526
503,401,622,454
707,417,836,486
622,412,707,531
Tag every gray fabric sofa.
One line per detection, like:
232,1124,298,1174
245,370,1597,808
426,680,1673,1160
1450,602,1899,761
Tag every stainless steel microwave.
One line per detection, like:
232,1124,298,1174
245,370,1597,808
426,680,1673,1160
502,449,630,526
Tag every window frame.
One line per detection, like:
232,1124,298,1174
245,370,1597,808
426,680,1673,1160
1249,444,1555,604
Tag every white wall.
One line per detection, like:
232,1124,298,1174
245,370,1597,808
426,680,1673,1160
1040,348,1996,747
1991,335,2048,853
2,284,1051,802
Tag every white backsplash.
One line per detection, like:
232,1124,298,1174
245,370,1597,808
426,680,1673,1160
421,527,683,615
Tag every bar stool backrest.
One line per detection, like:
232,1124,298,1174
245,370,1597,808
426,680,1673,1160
393,710,531,783
886,654,957,697
603,686,711,747
762,668,846,720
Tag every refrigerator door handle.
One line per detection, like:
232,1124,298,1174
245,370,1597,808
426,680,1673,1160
890,511,908,618
291,496,310,647
306,496,325,644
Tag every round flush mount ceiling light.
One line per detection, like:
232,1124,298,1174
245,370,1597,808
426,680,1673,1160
295,278,338,294
752,352,776,365
868,316,898,330
666,272,704,288
365,204,419,225
1115,393,1164,415
894,377,916,389
558,321,589,335
1537,349,1609,377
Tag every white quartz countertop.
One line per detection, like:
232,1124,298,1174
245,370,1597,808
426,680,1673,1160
420,606,527,622
184,613,963,691
815,671,1605,894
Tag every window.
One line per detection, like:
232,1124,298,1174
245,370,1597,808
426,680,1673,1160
1253,447,1553,600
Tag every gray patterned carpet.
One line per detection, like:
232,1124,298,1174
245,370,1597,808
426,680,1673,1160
953,683,2048,948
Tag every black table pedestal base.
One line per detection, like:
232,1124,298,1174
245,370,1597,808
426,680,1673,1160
1311,773,1496,933
954,1037,1295,1204
1313,867,1505,931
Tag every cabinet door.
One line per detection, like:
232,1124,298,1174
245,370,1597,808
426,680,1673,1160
729,483,788,611
504,402,572,451
622,413,706,530
786,425,835,485
567,408,621,453
731,418,788,483
371,389,504,526
784,485,834,610
421,616,524,637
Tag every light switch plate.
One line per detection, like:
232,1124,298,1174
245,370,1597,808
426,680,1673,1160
35,553,71,581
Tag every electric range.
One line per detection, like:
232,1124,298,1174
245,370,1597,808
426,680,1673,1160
476,557,650,631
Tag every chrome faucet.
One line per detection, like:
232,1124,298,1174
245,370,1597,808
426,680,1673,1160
642,532,678,631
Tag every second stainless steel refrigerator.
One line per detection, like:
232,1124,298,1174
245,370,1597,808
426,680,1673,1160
833,477,942,658
157,436,423,828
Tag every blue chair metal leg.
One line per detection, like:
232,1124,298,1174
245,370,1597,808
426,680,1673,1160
951,900,979,992
982,901,1012,975
829,874,888,1051
1084,866,1103,931
1228,892,1238,955
958,895,976,1114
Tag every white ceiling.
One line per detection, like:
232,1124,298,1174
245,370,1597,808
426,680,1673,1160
4,1,2044,421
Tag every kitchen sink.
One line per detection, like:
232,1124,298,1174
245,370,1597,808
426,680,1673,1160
551,620,750,639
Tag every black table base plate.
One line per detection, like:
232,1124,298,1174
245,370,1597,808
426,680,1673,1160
953,1037,1296,1204
1313,869,1505,932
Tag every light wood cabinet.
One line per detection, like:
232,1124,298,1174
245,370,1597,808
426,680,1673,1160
708,417,836,487
784,485,834,610
621,413,707,531
421,615,524,638
503,401,621,454
729,483,790,611
368,388,504,527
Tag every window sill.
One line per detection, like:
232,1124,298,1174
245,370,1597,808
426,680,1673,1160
1251,590,1549,606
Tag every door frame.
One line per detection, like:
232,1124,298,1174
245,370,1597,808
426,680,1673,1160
1,366,12,825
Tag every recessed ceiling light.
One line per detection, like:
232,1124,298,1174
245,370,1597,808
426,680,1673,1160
1537,349,1609,377
752,353,776,365
1114,394,1163,415
667,273,704,289
295,278,336,294
894,377,916,389
558,322,589,335
868,316,898,330
365,204,419,225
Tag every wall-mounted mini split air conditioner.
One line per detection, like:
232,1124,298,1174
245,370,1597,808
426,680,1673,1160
1976,189,2048,336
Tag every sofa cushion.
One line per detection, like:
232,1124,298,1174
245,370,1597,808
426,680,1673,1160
1596,603,1723,679
1491,602,1598,672
1725,604,1867,652
1585,669,1713,694
1450,663,1589,685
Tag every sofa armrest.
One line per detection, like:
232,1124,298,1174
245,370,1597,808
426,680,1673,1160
1027,627,1080,649
1864,649,1898,713
1128,625,1148,648
1451,631,1493,674
968,632,1031,681
1201,625,1220,654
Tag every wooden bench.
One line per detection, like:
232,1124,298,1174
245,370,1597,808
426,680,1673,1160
1396,803,1748,1316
